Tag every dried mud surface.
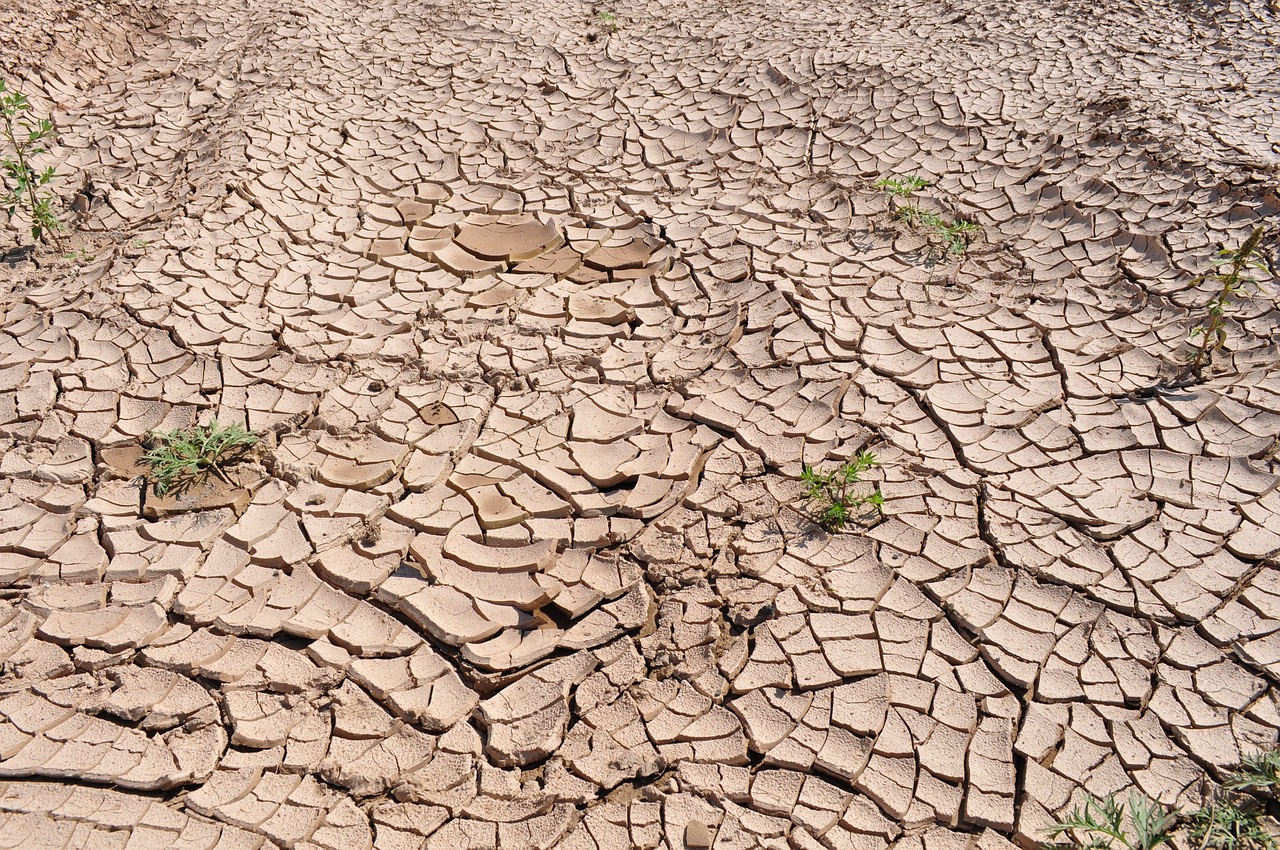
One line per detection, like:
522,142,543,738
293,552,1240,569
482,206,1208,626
1,0,1279,846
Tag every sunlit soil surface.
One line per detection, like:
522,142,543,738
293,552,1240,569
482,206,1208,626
0,0,1278,846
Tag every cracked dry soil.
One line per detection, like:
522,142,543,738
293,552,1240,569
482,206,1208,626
1,0,1280,847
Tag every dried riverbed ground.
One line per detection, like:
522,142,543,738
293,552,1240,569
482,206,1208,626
1,0,1280,847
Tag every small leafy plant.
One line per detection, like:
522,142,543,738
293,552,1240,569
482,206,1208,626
898,207,978,257
1046,750,1280,850
1187,226,1270,380
1225,749,1280,795
1045,792,1178,850
1192,749,1280,850
142,420,259,496
1,79,59,244
875,174,979,258
800,450,884,531
598,10,620,31
933,217,979,256
1191,796,1276,850
874,175,931,202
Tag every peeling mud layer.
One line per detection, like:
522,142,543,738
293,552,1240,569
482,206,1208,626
2,0,1280,846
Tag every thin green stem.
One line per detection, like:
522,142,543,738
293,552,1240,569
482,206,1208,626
1190,227,1266,380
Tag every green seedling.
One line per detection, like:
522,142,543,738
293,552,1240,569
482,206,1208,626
598,10,620,31
1191,750,1280,850
1187,226,1269,380
875,174,979,258
63,247,95,263
936,218,979,256
1191,796,1276,850
142,419,258,496
1045,792,1178,850
896,208,978,257
1046,751,1280,850
1225,749,1280,796
873,175,931,200
800,450,884,531
895,204,929,227
876,175,931,226
1,79,59,244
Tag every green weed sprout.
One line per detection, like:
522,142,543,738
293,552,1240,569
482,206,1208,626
936,218,979,256
898,209,977,257
1045,792,1178,850
1,79,59,244
874,175,931,199
1046,753,1280,850
1188,226,1269,380
598,11,620,31
1224,749,1280,796
800,450,883,531
875,174,978,258
1190,796,1277,850
142,420,258,496
1190,750,1280,850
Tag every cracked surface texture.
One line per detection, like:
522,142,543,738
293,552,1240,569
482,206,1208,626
1,0,1279,846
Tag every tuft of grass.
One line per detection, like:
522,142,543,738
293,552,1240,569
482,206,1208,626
1187,226,1270,381
1194,751,1280,850
598,10,620,31
800,450,884,531
142,419,258,496
1,79,59,245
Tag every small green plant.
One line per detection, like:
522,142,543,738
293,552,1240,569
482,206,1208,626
1046,752,1280,850
935,218,979,256
1045,792,1178,850
1190,796,1276,850
1191,750,1280,850
598,10,620,31
875,174,979,258
63,247,95,263
800,450,884,531
1187,226,1270,380
142,419,259,496
874,175,931,201
1225,749,1280,795
1,79,59,244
